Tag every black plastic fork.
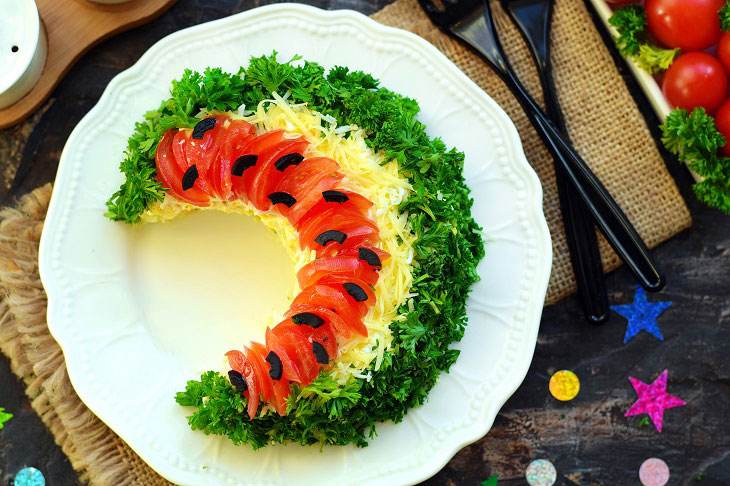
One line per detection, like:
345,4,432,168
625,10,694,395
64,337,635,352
500,0,610,323
418,0,666,293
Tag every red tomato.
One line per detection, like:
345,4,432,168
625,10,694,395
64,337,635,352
297,256,380,288
299,207,379,253
605,0,637,3
249,342,289,415
273,157,342,218
318,223,380,258
183,116,227,178
232,130,285,200
265,327,306,383
225,350,259,419
155,130,210,206
718,33,730,77
170,130,215,196
210,119,256,199
249,138,310,210
243,345,273,403
275,319,338,368
338,246,391,266
295,191,374,231
713,99,730,156
662,53,728,114
316,275,376,318
270,324,319,384
285,303,353,340
645,0,724,51
285,171,345,225
291,285,367,337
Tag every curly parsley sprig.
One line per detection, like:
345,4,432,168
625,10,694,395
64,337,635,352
661,108,730,213
609,5,679,74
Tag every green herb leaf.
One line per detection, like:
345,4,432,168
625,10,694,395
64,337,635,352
609,5,647,57
720,2,730,32
661,108,730,213
634,45,679,74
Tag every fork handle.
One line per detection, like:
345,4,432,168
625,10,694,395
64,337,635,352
461,13,665,291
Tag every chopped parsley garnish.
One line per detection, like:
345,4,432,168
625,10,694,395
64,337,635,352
109,53,484,447
609,5,678,74
0,407,12,429
661,108,730,214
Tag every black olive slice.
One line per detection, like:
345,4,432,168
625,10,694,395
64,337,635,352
192,117,216,139
322,190,349,203
274,153,304,171
232,154,258,176
358,247,382,267
266,351,283,380
314,230,347,246
228,370,248,392
182,165,199,191
267,192,297,208
312,342,329,365
343,282,368,302
292,313,325,328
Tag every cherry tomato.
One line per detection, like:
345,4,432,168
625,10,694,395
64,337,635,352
717,33,730,77
713,99,730,156
645,0,724,51
662,52,728,114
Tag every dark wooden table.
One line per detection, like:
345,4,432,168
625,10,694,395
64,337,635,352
1,1,729,485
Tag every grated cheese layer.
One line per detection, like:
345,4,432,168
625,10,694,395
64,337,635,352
142,95,416,384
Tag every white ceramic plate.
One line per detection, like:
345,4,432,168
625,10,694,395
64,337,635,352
39,4,551,485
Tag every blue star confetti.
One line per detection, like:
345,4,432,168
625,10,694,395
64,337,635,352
611,286,671,344
13,467,45,486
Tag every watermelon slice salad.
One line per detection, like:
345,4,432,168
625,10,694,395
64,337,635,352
105,53,485,448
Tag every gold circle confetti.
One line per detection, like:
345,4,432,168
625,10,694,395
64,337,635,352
549,370,580,401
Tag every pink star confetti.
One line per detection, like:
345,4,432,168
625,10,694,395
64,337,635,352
625,369,686,432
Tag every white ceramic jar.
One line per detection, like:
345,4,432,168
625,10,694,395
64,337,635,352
0,0,47,109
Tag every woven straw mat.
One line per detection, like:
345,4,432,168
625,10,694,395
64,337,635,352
0,0,690,484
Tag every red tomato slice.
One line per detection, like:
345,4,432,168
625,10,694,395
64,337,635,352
225,350,259,419
316,275,376,318
183,115,227,179
232,130,286,200
271,323,319,384
276,319,337,368
243,344,273,403
211,119,256,199
272,157,341,218
265,327,304,383
319,223,380,258
155,130,210,206
249,342,289,415
295,191,374,232
338,246,391,266
297,256,379,288
286,170,345,225
171,129,215,196
248,138,309,210
292,285,368,337
298,207,374,249
285,303,353,340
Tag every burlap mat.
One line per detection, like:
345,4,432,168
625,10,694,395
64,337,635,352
0,1,690,484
